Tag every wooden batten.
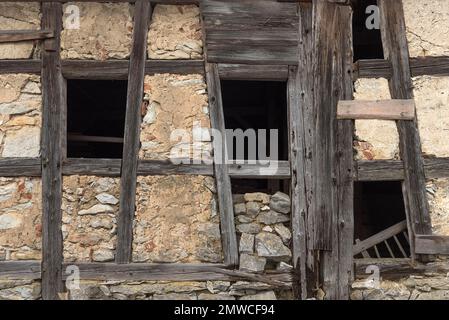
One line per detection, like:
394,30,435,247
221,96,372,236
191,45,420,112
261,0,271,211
337,99,415,120
415,235,449,255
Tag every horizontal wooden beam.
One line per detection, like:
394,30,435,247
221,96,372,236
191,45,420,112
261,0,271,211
67,134,124,144
354,56,449,79
415,235,449,255
337,99,415,121
0,60,41,74
137,160,214,176
0,261,41,280
62,158,121,176
0,30,54,43
0,158,42,177
218,64,289,81
228,161,291,179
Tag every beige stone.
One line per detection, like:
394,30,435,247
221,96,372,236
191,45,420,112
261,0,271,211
413,76,449,157
61,3,133,60
426,179,449,235
62,176,120,262
140,74,210,161
354,78,399,160
133,175,222,263
0,178,42,261
0,2,41,59
148,5,203,59
403,0,449,57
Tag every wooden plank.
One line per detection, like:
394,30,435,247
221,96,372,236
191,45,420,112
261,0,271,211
337,99,415,121
356,160,405,181
353,59,392,79
61,60,204,80
67,134,124,144
0,261,41,280
227,161,290,179
0,60,41,74
138,160,213,176
116,0,152,264
378,0,433,242
60,262,292,285
415,235,449,255
218,64,289,81
204,63,238,266
0,30,54,43
0,158,41,177
62,158,122,176
353,220,407,255
40,2,64,300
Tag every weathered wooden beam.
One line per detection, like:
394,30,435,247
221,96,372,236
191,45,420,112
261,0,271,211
227,161,291,179
62,158,122,176
41,1,64,300
0,261,41,280
204,63,239,267
378,0,433,244
0,158,41,177
337,99,415,120
116,0,152,264
0,30,54,43
0,60,41,74
218,64,289,81
415,235,449,255
61,60,204,80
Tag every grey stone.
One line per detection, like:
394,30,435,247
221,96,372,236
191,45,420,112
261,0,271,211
92,249,115,262
232,194,245,204
277,262,293,271
0,102,34,115
78,204,115,215
239,233,255,253
198,293,235,300
95,193,119,205
274,224,292,243
90,218,114,229
237,215,253,224
240,291,277,300
2,127,40,157
153,293,197,300
256,232,292,261
239,254,266,272
230,281,272,292
246,202,260,217
269,191,291,214
257,211,290,225
0,213,21,230
236,223,261,234
206,281,231,294
244,192,270,204
234,203,246,215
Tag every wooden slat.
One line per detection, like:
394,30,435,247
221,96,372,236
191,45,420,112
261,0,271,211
0,158,41,176
40,2,64,300
379,0,433,242
353,220,407,255
227,161,290,179
218,64,289,81
415,235,449,255
62,158,121,176
116,0,152,264
337,99,415,120
137,160,213,176
353,59,392,79
0,30,54,43
0,60,41,74
204,63,238,266
0,261,41,280
393,235,408,258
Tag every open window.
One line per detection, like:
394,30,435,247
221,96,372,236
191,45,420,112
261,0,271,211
66,80,128,159
354,181,411,259
221,80,289,194
352,0,384,61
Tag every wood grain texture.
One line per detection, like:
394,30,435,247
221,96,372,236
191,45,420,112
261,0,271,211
0,60,41,74
337,99,415,120
0,158,41,176
218,64,289,81
0,261,41,280
41,1,64,300
0,30,53,43
116,0,152,264
415,235,449,255
378,0,433,243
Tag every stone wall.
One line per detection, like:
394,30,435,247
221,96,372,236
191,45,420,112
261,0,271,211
351,259,449,300
140,73,210,161
62,176,120,263
0,280,41,300
133,175,221,263
0,74,41,158
61,2,133,60
353,78,399,160
148,5,203,60
0,2,41,59
0,178,42,261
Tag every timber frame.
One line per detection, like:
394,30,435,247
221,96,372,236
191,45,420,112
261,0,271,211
0,0,449,300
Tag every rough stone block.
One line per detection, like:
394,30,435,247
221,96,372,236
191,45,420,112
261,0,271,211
427,178,449,235
61,2,133,60
62,176,120,262
148,5,203,60
239,253,266,272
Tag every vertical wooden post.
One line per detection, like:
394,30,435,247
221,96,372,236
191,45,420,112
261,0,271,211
41,2,64,300
116,0,152,263
378,0,433,253
204,63,239,267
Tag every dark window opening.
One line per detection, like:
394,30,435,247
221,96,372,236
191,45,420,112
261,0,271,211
231,179,289,195
354,181,411,259
67,80,127,158
353,0,384,61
